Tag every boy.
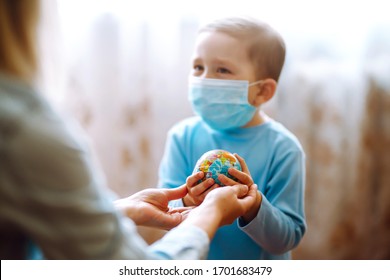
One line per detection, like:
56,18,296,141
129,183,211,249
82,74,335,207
158,17,306,259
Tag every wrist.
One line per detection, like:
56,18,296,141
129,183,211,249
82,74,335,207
182,204,222,240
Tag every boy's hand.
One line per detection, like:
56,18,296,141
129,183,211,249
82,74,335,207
217,153,262,224
217,153,253,186
183,171,219,207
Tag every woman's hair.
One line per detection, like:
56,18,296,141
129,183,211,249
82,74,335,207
199,17,286,82
0,0,40,83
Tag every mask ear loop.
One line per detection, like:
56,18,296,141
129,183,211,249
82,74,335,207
248,80,264,87
247,80,265,106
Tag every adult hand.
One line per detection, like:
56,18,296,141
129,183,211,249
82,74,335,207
182,183,258,239
114,185,192,230
203,183,259,226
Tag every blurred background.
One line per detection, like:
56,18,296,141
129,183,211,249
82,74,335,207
37,0,389,259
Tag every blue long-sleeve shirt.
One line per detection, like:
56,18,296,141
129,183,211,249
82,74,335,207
158,116,307,259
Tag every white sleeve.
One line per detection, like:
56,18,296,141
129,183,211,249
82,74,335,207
3,104,208,259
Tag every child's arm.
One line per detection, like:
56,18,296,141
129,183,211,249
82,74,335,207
246,149,306,254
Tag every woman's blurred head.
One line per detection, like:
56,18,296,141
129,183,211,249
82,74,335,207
0,0,40,83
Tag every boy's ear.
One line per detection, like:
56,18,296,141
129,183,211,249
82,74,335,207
253,79,277,106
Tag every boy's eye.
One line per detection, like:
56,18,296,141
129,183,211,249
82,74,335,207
217,67,231,74
194,65,204,71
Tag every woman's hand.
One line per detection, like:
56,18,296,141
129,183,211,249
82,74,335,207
114,185,192,230
181,183,259,239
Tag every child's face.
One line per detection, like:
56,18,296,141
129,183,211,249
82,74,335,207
191,31,259,105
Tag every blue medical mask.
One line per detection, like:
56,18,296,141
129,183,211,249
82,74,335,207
188,77,262,131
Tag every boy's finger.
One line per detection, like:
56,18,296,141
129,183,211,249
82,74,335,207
234,153,251,175
186,171,204,187
218,174,238,186
227,168,253,185
194,178,215,196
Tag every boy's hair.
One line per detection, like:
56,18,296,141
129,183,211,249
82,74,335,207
199,17,286,82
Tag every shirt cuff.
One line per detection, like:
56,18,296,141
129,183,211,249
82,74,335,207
237,194,271,238
149,225,210,260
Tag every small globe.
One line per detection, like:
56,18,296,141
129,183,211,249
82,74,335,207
193,149,242,186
